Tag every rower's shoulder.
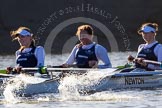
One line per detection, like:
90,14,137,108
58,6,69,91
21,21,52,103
155,43,162,51
157,43,162,47
15,50,20,56
35,46,44,50
138,44,145,48
95,44,108,52
36,46,44,48
95,44,106,49
35,46,45,52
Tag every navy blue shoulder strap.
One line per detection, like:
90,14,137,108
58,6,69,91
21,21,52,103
30,46,36,53
151,43,159,49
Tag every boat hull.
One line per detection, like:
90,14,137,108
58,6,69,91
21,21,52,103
14,79,59,97
1,69,162,96
80,71,162,93
0,76,59,97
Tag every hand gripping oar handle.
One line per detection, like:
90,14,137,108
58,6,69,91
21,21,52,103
116,59,162,71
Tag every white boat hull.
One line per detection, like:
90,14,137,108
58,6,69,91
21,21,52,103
0,75,59,97
80,71,162,93
14,79,59,97
1,69,162,96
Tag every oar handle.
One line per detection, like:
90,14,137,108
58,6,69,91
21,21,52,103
133,59,162,67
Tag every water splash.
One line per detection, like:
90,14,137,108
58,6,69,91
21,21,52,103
57,69,141,101
1,68,140,103
58,70,116,100
2,74,47,103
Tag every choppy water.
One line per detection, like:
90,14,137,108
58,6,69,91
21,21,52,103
0,52,162,108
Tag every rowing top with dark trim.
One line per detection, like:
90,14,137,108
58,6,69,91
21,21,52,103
75,44,98,68
136,43,159,70
16,47,38,67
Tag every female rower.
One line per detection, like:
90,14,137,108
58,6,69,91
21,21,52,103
128,22,162,70
10,27,45,68
62,25,112,68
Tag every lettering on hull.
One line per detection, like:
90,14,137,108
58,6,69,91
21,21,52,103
125,77,144,85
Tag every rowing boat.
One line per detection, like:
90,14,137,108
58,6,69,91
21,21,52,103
1,67,162,97
81,68,162,93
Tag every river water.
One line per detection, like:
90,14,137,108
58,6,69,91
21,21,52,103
0,52,161,108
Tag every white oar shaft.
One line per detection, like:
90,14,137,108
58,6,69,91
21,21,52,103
143,60,162,66
22,67,117,72
22,67,98,71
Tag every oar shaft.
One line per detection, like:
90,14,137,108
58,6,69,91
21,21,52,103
0,67,99,75
22,67,98,71
143,60,162,66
